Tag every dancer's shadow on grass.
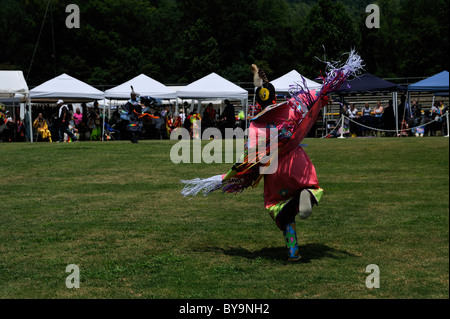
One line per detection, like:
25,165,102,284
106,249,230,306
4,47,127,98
214,244,357,263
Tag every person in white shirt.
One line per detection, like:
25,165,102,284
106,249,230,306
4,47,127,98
346,103,359,135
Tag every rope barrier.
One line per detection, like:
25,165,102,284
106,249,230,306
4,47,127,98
319,111,449,138
342,114,444,133
320,117,342,139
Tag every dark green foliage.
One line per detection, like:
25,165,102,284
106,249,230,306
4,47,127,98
359,0,449,78
0,0,448,86
294,0,360,76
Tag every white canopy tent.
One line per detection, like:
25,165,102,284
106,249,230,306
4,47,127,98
104,74,177,100
30,73,107,140
165,85,223,108
30,73,105,102
0,70,32,141
176,72,248,120
271,70,322,95
0,70,30,98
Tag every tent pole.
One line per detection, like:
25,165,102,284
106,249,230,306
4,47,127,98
394,92,398,137
28,96,33,142
252,87,256,118
402,93,407,121
338,114,345,139
102,99,105,142
407,91,411,115
445,111,449,138
12,97,16,142
245,98,248,134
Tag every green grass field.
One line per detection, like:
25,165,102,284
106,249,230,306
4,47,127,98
0,137,448,299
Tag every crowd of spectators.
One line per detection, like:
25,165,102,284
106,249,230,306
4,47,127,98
339,98,448,137
0,105,27,142
20,98,247,143
180,100,245,140
28,100,104,142
1,96,448,142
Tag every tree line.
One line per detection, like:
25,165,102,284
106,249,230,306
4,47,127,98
0,0,448,87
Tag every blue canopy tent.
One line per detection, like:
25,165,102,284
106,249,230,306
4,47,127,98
408,71,449,92
407,70,449,108
407,71,449,137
